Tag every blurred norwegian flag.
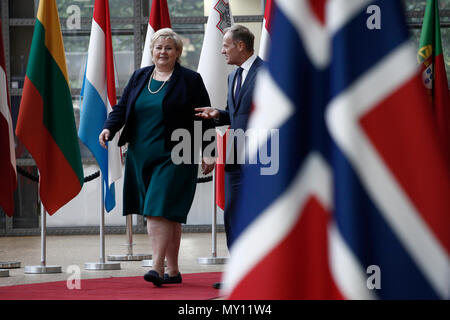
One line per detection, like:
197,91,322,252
222,0,450,300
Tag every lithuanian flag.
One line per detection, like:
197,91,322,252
16,0,83,215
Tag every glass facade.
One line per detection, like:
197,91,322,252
1,0,450,232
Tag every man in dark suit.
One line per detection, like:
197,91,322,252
196,25,264,252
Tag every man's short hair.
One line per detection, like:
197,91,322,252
225,24,255,53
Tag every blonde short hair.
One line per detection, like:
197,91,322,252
150,28,183,61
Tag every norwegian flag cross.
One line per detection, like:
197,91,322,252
222,0,450,300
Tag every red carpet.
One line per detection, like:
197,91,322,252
0,272,222,300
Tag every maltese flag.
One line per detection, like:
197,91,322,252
79,0,122,212
198,0,234,110
197,0,234,209
141,0,171,68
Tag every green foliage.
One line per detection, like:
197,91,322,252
168,0,203,16
403,0,450,11
57,0,93,18
402,0,427,11
56,0,133,18
441,28,450,84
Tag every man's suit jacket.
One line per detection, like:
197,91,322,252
215,56,264,171
103,63,214,159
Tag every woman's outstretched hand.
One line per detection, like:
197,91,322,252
99,129,111,149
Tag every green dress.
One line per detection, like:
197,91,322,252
123,79,198,223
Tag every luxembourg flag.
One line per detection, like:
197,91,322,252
258,0,274,61
141,0,171,68
79,0,122,212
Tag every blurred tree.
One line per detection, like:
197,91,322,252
168,0,203,16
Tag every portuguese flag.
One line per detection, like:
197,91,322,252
15,0,83,215
418,0,450,158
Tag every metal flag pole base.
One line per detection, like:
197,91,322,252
197,171,228,265
197,256,228,265
107,215,152,261
85,172,120,271
142,260,167,267
0,261,21,269
24,206,62,274
84,262,121,270
108,253,152,261
0,269,9,277
24,265,62,274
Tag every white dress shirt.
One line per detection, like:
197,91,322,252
233,54,258,96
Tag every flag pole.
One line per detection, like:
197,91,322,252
24,195,62,274
41,206,47,265
85,172,120,270
107,215,152,261
197,169,227,265
100,182,105,263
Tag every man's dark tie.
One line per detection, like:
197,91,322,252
234,67,244,103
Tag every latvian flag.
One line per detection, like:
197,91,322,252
222,0,450,300
0,18,17,217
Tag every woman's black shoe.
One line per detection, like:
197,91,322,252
144,270,164,287
164,273,182,284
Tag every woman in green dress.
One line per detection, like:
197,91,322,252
99,28,215,286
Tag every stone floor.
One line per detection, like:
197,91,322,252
0,232,229,286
